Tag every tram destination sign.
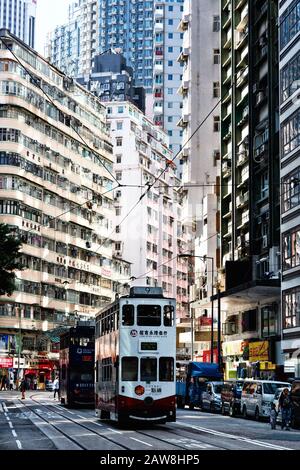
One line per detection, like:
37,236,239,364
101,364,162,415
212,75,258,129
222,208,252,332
130,330,168,337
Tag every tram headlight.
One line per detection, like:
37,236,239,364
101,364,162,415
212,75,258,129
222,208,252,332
135,385,145,396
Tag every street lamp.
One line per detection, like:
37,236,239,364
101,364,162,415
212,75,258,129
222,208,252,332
178,254,215,363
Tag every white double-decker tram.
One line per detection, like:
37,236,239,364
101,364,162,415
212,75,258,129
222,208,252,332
95,286,176,424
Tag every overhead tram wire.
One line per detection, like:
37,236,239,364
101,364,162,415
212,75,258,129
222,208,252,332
115,8,295,280
0,33,121,188
94,2,294,236
92,65,250,255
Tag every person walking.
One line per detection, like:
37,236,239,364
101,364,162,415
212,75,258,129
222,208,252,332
53,376,59,400
1,375,7,391
20,378,26,399
270,403,277,430
9,376,14,391
279,387,292,430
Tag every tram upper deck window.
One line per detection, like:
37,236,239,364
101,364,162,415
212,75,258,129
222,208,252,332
159,357,174,382
122,305,134,326
163,305,174,326
137,305,161,326
121,357,138,381
141,357,157,382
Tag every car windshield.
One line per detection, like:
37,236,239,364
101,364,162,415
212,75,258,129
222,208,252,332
263,383,289,394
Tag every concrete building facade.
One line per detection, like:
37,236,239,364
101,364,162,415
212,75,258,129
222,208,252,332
0,29,130,385
279,0,300,378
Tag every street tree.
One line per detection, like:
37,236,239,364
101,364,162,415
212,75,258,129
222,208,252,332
0,223,23,296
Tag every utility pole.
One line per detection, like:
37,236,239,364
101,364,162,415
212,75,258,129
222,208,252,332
217,287,222,370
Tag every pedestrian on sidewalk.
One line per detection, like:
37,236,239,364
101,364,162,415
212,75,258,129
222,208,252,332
1,375,7,391
270,403,277,430
53,376,59,400
279,387,292,430
20,378,26,399
9,377,14,391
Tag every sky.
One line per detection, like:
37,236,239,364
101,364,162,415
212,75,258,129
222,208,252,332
35,0,70,56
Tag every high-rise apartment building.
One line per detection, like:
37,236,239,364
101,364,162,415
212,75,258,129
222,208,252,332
153,1,184,157
176,0,221,361
220,1,282,380
279,0,300,378
0,0,36,48
47,0,184,163
78,50,145,113
0,29,130,383
107,101,189,327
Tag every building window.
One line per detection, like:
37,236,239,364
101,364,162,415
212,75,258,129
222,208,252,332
168,33,173,39
116,154,122,164
116,121,123,130
168,116,173,123
213,81,220,98
116,172,122,181
168,102,173,108
213,48,220,64
115,225,120,234
281,166,300,212
117,106,124,114
281,108,300,156
283,286,300,329
213,116,220,132
261,305,278,337
168,74,173,80
281,50,300,102
168,46,173,53
168,60,173,66
213,15,220,32
282,226,300,271
167,88,173,94
280,0,300,49
116,137,123,147
241,309,257,332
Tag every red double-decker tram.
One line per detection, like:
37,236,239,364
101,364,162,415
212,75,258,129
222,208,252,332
95,286,176,424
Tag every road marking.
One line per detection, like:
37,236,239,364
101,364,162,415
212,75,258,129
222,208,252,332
3,403,8,412
12,430,17,438
107,427,123,434
16,440,22,449
8,422,13,429
175,422,292,450
0,403,3,412
5,415,10,421
130,437,153,447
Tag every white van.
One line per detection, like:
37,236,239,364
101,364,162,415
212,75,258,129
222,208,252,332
241,380,290,420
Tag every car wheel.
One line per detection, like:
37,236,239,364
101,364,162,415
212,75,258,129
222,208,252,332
254,407,260,421
243,405,247,419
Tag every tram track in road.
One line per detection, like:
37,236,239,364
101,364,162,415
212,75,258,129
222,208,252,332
24,394,190,450
14,394,128,450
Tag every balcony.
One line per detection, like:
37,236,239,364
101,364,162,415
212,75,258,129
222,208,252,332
177,114,189,128
177,47,190,63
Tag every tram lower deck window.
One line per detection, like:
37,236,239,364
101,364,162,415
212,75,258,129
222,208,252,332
121,357,138,381
159,357,174,382
137,305,161,326
141,357,157,382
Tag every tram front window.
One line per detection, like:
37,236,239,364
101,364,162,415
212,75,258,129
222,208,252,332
137,305,161,326
141,358,157,382
122,357,138,381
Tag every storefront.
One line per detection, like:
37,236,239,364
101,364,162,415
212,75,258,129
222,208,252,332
0,357,13,387
222,340,248,379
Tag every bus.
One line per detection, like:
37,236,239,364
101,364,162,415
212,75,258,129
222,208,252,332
59,322,95,407
95,286,176,424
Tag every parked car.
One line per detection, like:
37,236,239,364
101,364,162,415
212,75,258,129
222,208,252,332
241,380,290,420
290,380,300,428
45,380,55,391
221,380,244,417
201,382,223,412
